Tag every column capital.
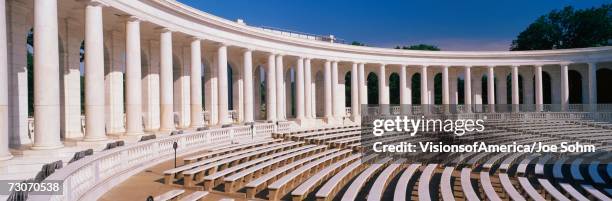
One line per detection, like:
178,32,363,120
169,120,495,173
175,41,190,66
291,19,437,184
216,42,228,48
155,27,173,33
559,62,571,67
189,36,203,42
533,64,544,68
82,0,108,7
587,62,597,66
487,65,495,69
241,47,253,53
121,15,141,23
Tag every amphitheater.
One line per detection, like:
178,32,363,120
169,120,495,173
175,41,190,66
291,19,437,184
1,0,612,200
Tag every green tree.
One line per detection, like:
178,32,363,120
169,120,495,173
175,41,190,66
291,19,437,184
395,44,440,51
351,41,366,46
511,4,612,50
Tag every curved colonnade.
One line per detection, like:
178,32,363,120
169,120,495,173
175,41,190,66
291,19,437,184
0,0,611,200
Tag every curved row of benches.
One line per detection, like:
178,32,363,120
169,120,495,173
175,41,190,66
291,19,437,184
147,121,612,200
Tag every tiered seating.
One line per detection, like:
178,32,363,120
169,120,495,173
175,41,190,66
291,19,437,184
154,189,208,201
146,118,612,201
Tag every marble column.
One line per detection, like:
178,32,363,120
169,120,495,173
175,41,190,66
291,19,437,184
324,60,332,119
588,62,597,105
159,29,174,131
420,66,428,105
266,54,277,122
400,65,408,105
534,65,543,111
275,55,284,120
442,66,450,105
351,63,359,120
217,45,230,125
295,57,305,121
124,16,143,135
0,0,12,159
560,63,569,111
487,66,495,106
511,65,519,112
358,63,367,108
331,61,340,118
190,38,203,127
304,58,312,119
243,49,254,123
379,64,388,105
83,1,106,141
464,66,472,112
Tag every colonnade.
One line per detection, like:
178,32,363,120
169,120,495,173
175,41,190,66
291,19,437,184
0,0,610,161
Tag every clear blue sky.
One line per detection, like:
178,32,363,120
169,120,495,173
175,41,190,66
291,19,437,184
179,0,609,51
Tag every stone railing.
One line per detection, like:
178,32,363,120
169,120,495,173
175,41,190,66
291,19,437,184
28,123,276,201
277,121,296,133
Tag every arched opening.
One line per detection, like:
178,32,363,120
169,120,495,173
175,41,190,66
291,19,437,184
568,70,582,104
227,64,234,110
506,75,524,104
253,65,266,120
457,77,465,104
412,73,421,105
543,72,552,104
285,67,296,118
315,71,325,117
389,73,400,104
482,74,498,104
201,63,206,109
596,69,612,103
344,72,351,107
434,73,442,104
367,72,379,105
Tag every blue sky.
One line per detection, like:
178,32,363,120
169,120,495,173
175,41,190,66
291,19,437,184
179,0,609,51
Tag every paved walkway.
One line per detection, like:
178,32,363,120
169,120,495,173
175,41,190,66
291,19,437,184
99,146,259,201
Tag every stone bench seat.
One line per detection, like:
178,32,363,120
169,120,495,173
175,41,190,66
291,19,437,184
163,140,291,184
417,164,439,201
480,171,503,201
267,149,353,200
182,141,302,187
393,164,421,201
154,189,185,201
314,155,381,201
223,145,328,193
516,155,547,201
201,144,318,191
498,173,526,201
244,149,341,199
360,158,405,201
178,191,208,201
290,153,368,201
308,131,361,142
439,167,455,201
183,139,281,164
460,168,480,201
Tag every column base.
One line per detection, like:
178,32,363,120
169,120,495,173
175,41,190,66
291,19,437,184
159,128,175,132
30,143,64,150
0,154,13,161
125,131,145,136
82,136,108,142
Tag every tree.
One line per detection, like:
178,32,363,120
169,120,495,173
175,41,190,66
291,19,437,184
351,41,366,46
511,4,612,50
395,44,440,51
